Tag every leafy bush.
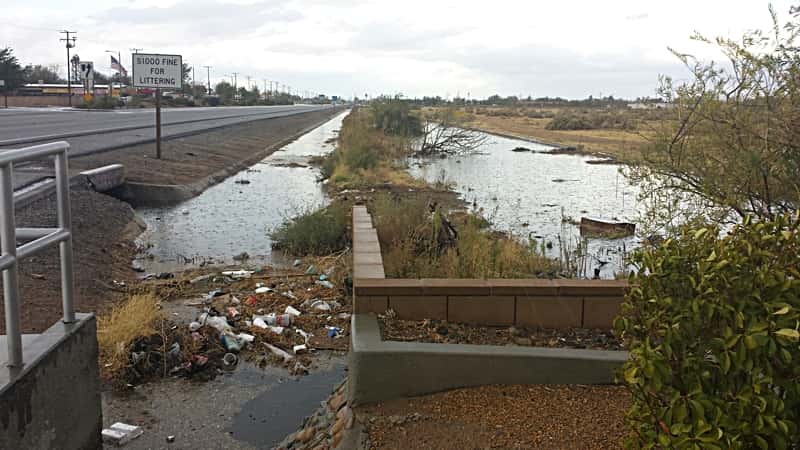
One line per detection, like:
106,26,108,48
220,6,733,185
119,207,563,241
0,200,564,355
370,99,422,136
615,213,800,449
270,203,350,255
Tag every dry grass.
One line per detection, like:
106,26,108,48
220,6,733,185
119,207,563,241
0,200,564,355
463,108,656,162
97,293,163,379
372,194,559,279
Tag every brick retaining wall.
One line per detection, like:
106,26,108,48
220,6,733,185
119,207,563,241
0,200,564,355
352,205,626,328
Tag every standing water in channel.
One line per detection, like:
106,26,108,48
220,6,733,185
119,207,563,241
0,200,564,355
134,111,349,273
409,132,641,279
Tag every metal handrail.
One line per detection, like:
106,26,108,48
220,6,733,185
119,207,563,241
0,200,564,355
0,141,75,368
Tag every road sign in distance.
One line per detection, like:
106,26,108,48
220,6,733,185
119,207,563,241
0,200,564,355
132,53,182,89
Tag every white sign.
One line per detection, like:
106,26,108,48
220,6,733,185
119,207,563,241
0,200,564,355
79,61,94,81
132,53,182,89
0,80,5,87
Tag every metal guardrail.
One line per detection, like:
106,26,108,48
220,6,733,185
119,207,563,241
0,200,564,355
0,141,75,368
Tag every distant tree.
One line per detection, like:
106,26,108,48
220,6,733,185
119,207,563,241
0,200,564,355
0,47,25,90
92,71,110,85
23,64,63,83
215,81,235,103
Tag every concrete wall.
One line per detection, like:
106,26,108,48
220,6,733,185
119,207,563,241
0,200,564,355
351,205,627,328
0,314,102,450
348,314,627,405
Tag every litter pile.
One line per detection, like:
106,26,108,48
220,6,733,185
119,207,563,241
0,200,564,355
131,257,352,383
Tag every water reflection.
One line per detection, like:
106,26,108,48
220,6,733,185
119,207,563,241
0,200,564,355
408,133,641,279
134,111,349,273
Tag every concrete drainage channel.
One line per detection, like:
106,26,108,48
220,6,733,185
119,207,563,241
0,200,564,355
348,314,627,405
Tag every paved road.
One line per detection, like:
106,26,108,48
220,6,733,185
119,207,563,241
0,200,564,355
1,104,334,191
0,104,332,155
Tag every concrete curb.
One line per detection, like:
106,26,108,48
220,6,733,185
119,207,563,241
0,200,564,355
348,314,628,406
13,164,127,210
111,108,347,207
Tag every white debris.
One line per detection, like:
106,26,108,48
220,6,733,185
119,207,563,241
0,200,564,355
222,270,254,279
264,343,293,362
315,280,334,289
102,422,143,446
285,305,301,317
237,333,255,344
311,300,331,312
255,286,272,294
293,344,308,354
295,328,312,343
252,317,269,329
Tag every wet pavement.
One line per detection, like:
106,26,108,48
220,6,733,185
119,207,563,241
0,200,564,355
102,356,346,450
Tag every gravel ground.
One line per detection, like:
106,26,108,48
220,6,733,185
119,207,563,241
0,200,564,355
1,188,139,333
358,384,631,449
378,315,623,350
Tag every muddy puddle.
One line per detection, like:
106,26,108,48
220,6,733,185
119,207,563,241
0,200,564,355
409,133,641,278
134,110,349,273
102,357,346,449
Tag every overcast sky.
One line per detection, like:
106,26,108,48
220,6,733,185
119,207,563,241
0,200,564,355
2,0,795,99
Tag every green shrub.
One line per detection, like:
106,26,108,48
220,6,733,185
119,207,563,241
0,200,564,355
615,213,800,449
370,99,422,136
80,95,121,109
270,203,350,255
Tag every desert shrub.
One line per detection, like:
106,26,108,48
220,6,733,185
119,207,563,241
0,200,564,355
546,110,637,131
271,203,350,255
370,99,422,136
79,95,121,109
615,213,800,448
371,195,558,279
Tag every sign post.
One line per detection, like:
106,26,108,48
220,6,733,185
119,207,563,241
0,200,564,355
131,53,182,159
79,61,94,105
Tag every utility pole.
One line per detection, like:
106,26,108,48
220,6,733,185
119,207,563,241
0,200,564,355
263,79,267,100
232,72,238,91
60,31,77,106
203,66,211,95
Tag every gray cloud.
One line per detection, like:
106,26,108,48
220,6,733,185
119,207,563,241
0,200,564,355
91,1,302,38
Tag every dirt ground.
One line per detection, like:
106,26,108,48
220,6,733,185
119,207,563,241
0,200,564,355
465,112,650,162
1,188,140,333
378,314,622,350
358,384,631,450
69,108,343,185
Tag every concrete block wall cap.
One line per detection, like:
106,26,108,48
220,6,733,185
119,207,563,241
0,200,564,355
488,279,558,296
354,278,424,295
353,230,379,241
353,243,381,254
354,253,384,265
558,279,629,296
420,278,492,295
353,265,386,279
